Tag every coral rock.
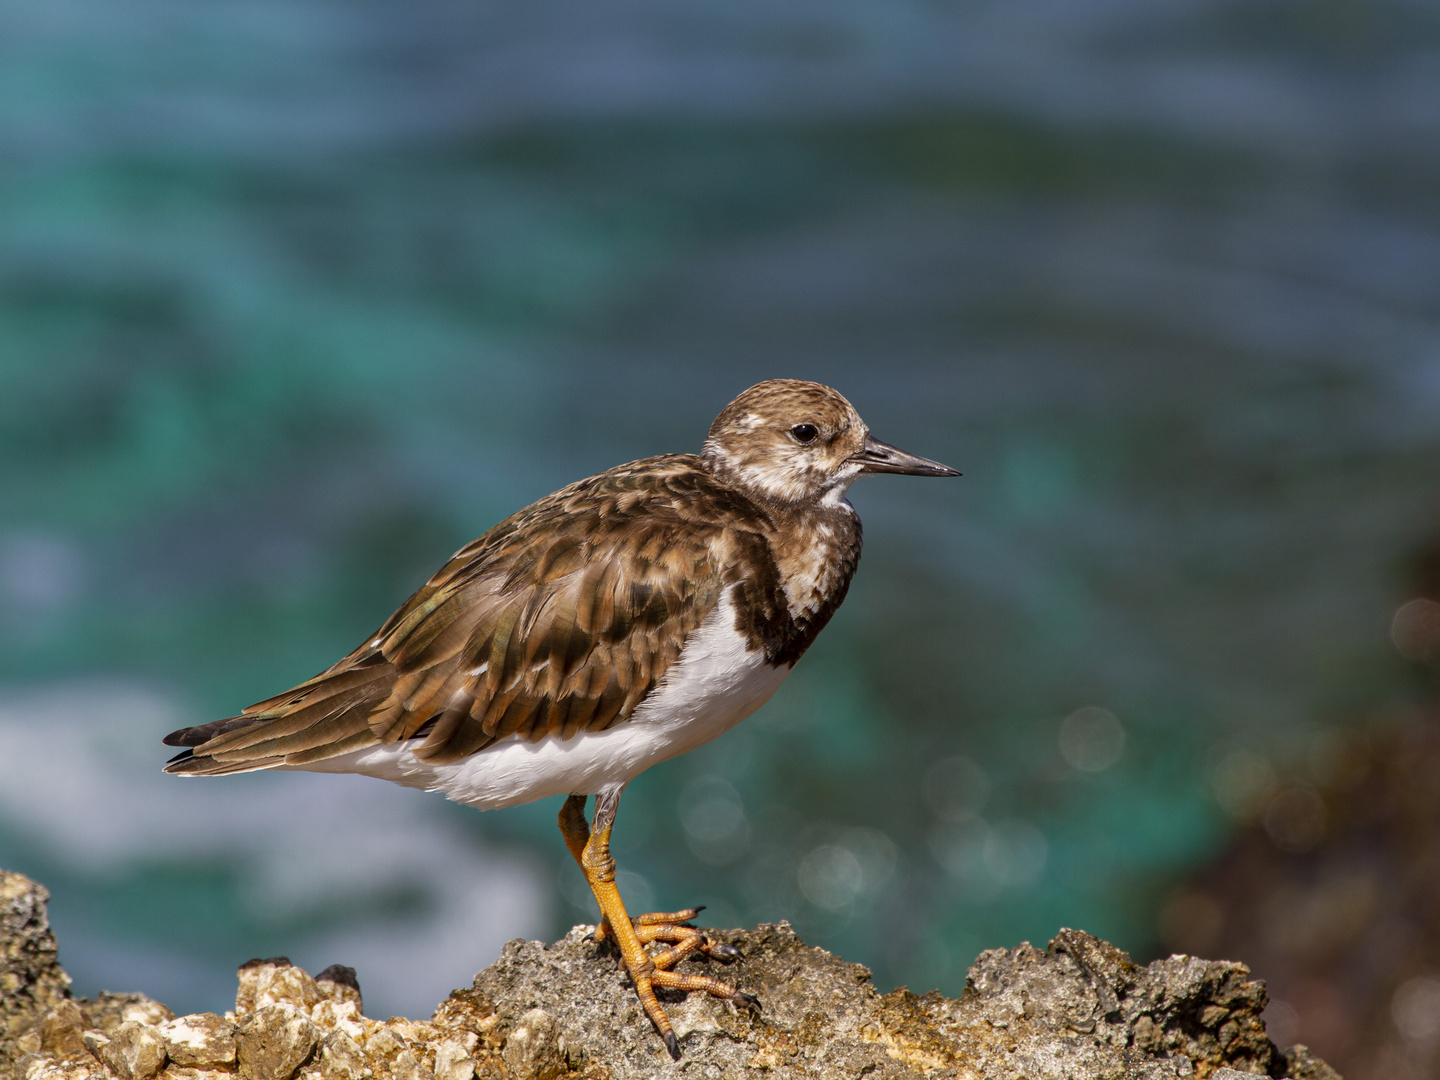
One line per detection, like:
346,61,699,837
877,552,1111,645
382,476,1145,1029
159,1012,237,1067
314,965,363,1013
0,868,1348,1080
310,1028,369,1080
237,958,322,1015
236,1004,319,1080
432,1037,477,1080
499,1009,563,1080
81,993,173,1034
91,1021,167,1080
0,872,71,1076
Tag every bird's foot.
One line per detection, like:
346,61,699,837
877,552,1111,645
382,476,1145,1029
592,907,745,964
592,906,760,1058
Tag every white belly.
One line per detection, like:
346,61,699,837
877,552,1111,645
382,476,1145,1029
289,588,789,810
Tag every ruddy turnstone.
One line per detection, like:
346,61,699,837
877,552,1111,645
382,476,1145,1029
163,378,958,1057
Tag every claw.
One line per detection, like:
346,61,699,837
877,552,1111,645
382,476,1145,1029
736,991,762,1015
707,942,742,962
664,1032,681,1060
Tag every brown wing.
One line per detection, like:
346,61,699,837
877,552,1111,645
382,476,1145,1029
164,456,763,775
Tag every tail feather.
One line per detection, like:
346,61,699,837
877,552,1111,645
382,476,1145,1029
281,728,380,765
199,685,380,757
163,749,287,776
161,660,394,776
162,715,256,747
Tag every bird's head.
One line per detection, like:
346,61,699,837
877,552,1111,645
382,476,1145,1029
701,379,959,507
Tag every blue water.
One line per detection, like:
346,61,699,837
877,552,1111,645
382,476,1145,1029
2,0,1438,1021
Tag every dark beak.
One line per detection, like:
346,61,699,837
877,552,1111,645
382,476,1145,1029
849,434,961,477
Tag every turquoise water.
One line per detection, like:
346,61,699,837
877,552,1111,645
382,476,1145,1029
2,0,1439,1020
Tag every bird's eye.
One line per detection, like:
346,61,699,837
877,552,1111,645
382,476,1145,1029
790,423,820,444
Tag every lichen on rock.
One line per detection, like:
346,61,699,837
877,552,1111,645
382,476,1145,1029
0,868,1344,1080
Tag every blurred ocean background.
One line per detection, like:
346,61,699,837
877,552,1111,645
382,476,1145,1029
2,0,1440,1041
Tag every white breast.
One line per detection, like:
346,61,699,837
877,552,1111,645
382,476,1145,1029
290,587,789,810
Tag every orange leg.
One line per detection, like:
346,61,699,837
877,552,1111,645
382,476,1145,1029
557,793,758,1059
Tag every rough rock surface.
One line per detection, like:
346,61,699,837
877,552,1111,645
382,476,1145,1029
0,869,1344,1080
452,921,1342,1080
1,873,72,1078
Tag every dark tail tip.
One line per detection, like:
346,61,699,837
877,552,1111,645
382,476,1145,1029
163,715,256,747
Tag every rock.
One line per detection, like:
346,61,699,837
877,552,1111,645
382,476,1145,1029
360,1024,408,1066
16,1054,96,1080
236,1004,320,1080
312,1029,369,1080
952,927,1280,1077
0,872,71,1075
1284,1044,1345,1080
308,997,366,1040
32,1001,87,1059
159,1012,237,1067
499,1009,563,1080
1,867,1348,1080
443,920,1345,1080
433,1037,477,1080
315,965,363,1013
90,1020,167,1080
391,1048,432,1080
237,957,323,1014
81,992,173,1034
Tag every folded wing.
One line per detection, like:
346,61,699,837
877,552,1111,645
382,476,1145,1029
164,461,741,775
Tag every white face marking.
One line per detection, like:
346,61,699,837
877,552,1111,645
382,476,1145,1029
719,438,844,505
702,437,818,503
735,459,810,502
290,589,790,809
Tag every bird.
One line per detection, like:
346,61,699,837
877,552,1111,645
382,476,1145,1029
162,378,959,1058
